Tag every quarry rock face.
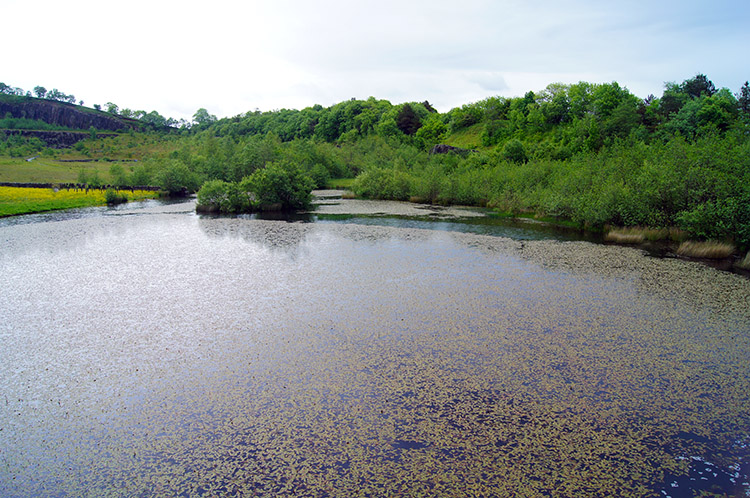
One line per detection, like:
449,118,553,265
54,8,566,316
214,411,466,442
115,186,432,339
0,98,137,132
1,129,118,148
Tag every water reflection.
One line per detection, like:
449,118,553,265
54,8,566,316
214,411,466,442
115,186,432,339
0,197,193,228
314,212,599,242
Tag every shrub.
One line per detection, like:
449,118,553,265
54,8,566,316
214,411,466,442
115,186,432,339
105,189,128,205
196,180,229,212
154,160,201,195
243,160,314,210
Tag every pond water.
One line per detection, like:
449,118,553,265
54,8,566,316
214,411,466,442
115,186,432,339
1,196,749,497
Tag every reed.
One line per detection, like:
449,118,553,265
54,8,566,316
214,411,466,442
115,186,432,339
676,240,736,259
605,226,688,244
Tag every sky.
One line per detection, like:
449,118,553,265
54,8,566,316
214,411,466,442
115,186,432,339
4,0,749,122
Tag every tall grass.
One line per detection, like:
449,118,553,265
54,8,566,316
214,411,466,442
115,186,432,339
676,241,736,259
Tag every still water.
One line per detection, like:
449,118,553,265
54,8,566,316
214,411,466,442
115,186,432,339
1,197,749,497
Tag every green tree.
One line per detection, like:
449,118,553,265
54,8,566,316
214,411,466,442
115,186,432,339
682,74,716,99
244,160,314,210
415,115,448,150
109,163,129,186
396,103,422,135
33,86,47,99
568,82,595,118
155,160,201,195
503,139,528,164
737,81,750,118
193,108,217,128
659,82,688,117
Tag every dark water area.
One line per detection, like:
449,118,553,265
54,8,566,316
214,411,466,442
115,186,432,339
314,212,601,243
1,198,749,497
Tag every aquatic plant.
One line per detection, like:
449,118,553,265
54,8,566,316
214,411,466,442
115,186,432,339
736,251,750,270
676,240,735,258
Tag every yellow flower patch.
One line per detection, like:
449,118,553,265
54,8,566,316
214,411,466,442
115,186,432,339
0,186,158,216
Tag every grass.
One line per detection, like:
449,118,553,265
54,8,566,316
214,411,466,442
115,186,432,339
0,186,159,217
604,226,687,244
0,156,118,183
737,252,750,270
443,123,484,150
676,240,736,259
327,177,356,189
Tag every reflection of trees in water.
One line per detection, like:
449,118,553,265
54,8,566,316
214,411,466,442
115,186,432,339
197,213,452,255
198,216,314,252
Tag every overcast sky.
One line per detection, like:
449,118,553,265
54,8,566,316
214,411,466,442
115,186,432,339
4,0,749,121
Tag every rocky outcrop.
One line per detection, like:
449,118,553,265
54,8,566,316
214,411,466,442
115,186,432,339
0,97,139,132
429,144,477,156
1,129,117,148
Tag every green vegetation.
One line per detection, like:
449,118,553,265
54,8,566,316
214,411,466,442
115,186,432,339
196,160,314,213
2,74,749,252
104,188,128,205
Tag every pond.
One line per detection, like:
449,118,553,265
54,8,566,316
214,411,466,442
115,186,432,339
1,195,749,497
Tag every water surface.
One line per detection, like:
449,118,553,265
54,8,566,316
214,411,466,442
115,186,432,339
1,198,749,497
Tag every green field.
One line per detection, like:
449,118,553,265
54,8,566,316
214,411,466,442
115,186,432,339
0,156,117,184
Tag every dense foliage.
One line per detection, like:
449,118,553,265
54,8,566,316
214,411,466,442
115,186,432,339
196,160,314,213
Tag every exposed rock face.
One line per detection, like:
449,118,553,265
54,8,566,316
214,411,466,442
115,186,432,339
0,98,137,132
1,129,117,148
429,144,477,155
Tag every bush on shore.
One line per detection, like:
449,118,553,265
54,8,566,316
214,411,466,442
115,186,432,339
196,161,314,213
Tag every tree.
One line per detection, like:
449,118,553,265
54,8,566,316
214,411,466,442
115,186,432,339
140,110,167,128
659,82,688,116
737,81,750,117
106,102,119,115
503,139,528,164
33,86,47,98
109,163,130,186
415,115,448,150
192,108,217,128
155,160,201,195
682,74,716,99
592,82,626,118
396,103,422,135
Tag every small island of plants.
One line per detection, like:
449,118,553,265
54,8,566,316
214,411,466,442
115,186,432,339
195,160,314,213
